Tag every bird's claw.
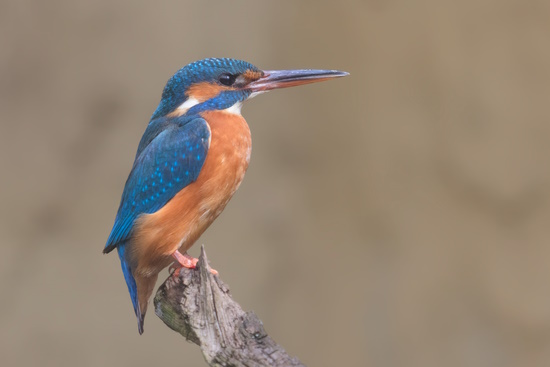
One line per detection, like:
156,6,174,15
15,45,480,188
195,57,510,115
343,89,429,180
171,250,218,275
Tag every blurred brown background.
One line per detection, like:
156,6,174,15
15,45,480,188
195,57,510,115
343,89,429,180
1,1,550,366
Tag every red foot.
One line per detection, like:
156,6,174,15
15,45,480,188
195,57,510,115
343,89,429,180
170,250,218,275
172,250,199,268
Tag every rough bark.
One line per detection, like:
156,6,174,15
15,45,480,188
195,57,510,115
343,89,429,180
154,246,306,367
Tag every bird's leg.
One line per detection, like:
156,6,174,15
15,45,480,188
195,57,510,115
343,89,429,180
170,250,218,275
169,250,197,275
173,250,199,268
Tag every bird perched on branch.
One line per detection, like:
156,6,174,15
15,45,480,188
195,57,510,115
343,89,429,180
104,58,348,334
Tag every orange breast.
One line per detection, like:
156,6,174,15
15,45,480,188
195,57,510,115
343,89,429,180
131,111,252,276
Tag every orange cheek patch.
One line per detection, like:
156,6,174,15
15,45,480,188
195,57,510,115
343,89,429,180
243,69,263,81
185,82,233,102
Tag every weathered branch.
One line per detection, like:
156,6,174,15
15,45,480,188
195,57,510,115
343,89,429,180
154,245,305,367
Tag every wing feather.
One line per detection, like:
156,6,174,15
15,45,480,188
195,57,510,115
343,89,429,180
104,117,210,253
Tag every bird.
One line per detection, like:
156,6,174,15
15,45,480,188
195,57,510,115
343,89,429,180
104,58,348,334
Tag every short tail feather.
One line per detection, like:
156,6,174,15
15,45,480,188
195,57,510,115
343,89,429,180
117,244,145,334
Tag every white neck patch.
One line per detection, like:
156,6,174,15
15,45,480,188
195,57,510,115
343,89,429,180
175,97,200,115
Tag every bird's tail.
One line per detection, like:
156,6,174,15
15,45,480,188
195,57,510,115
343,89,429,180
117,244,145,334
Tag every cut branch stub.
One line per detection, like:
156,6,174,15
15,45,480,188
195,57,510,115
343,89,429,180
154,245,305,367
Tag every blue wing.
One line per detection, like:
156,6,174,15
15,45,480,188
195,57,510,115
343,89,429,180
104,117,210,253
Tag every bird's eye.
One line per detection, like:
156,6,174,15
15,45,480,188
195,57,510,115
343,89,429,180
219,73,237,86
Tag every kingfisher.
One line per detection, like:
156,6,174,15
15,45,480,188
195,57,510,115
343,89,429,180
104,58,348,334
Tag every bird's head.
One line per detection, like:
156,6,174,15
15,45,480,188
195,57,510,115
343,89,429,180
151,58,348,120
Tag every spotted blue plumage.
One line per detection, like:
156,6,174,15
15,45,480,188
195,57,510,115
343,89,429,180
105,116,210,253
105,115,209,335
106,116,209,333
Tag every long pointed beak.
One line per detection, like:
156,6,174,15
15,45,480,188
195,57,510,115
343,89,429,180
248,69,349,92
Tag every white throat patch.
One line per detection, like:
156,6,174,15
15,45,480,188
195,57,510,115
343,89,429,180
175,97,200,115
223,101,243,116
